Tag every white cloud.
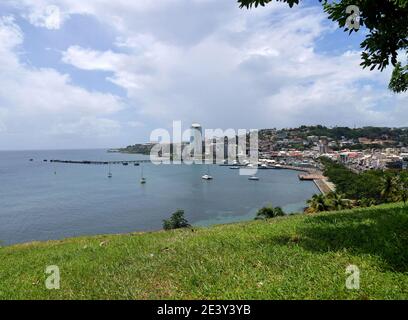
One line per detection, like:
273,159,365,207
0,16,123,149
0,108,7,133
62,46,126,72
50,117,121,137
59,4,407,130
1,0,407,150
26,5,63,30
127,121,145,128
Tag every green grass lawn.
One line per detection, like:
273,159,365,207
0,203,407,300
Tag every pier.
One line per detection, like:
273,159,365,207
298,172,335,194
49,160,151,165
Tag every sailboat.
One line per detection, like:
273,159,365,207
202,165,213,180
108,163,113,178
140,165,146,184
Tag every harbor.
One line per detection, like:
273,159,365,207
45,157,334,194
2,149,319,245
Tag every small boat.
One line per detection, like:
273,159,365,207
29,159,34,162
108,163,113,178
134,163,140,166
202,165,213,180
122,162,129,166
249,176,260,181
140,166,146,184
229,166,240,169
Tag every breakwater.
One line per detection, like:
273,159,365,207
49,160,151,165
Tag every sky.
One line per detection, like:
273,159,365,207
0,0,407,150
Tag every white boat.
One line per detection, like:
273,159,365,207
229,166,240,169
140,165,146,184
202,165,213,180
108,163,113,178
248,176,260,181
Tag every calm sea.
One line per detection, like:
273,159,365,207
0,149,319,245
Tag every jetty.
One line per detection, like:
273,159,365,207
298,172,335,194
49,160,150,165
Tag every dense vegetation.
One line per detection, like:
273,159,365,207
305,158,408,213
238,0,408,93
0,203,407,299
259,126,408,148
119,143,154,155
298,125,408,143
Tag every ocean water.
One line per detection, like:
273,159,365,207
0,149,319,245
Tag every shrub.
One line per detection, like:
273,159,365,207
255,205,285,220
163,210,191,230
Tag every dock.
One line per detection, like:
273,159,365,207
49,160,151,165
298,173,325,181
298,172,335,194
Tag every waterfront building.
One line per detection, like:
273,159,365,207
191,123,203,162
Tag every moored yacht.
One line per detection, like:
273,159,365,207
202,165,213,180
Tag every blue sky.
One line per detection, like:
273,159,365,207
0,0,406,150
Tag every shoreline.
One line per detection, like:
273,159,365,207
275,164,335,195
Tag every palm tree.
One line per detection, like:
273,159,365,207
307,194,330,213
380,175,399,202
358,197,376,208
397,176,408,205
327,192,350,211
400,188,408,205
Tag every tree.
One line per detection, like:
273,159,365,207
396,175,408,205
306,194,330,213
163,210,191,230
358,197,376,208
389,62,408,93
380,174,399,202
256,205,286,219
400,186,408,205
238,0,408,93
327,192,351,211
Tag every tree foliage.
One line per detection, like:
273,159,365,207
320,157,408,206
256,205,286,219
238,0,408,92
163,210,191,230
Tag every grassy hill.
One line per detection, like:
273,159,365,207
0,203,407,300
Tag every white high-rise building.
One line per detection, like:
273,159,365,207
191,123,203,162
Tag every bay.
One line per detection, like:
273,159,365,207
0,149,319,245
